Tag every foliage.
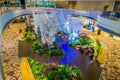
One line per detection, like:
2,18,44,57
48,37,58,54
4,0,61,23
28,58,84,80
89,39,101,54
24,32,38,41
23,32,41,41
68,37,91,47
32,41,65,56
68,34,101,54
32,42,43,54
47,44,65,56
79,37,91,45
36,34,41,39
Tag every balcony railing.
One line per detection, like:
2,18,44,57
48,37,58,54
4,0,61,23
0,2,58,16
101,11,120,22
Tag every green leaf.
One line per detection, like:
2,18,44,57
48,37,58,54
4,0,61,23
47,71,59,80
58,68,62,72
28,58,84,80
60,75,67,80
36,75,43,80
32,42,43,54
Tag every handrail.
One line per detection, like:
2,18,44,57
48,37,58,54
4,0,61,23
101,11,120,22
97,15,120,36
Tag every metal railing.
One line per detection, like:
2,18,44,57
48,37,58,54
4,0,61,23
0,3,103,16
0,6,55,16
101,11,120,22
0,6,21,15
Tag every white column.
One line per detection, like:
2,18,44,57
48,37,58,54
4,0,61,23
26,15,31,27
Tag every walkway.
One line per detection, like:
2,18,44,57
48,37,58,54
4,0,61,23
2,23,24,80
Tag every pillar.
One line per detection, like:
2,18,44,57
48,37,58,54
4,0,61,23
69,1,77,9
26,15,31,27
20,0,26,9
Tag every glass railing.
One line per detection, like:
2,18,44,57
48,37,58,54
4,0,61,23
0,4,21,15
101,11,120,22
0,3,104,16
0,5,57,16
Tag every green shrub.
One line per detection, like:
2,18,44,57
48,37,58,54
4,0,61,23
32,42,43,54
47,44,65,56
89,39,101,54
24,32,37,41
28,58,84,80
32,42,65,56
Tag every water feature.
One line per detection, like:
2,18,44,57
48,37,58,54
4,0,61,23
33,10,84,45
65,15,84,44
33,11,58,44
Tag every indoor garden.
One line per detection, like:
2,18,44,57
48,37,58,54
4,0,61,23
0,9,108,80
18,10,104,80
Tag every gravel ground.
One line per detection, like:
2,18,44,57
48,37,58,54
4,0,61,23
2,23,24,80
1,23,120,80
83,30,120,80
